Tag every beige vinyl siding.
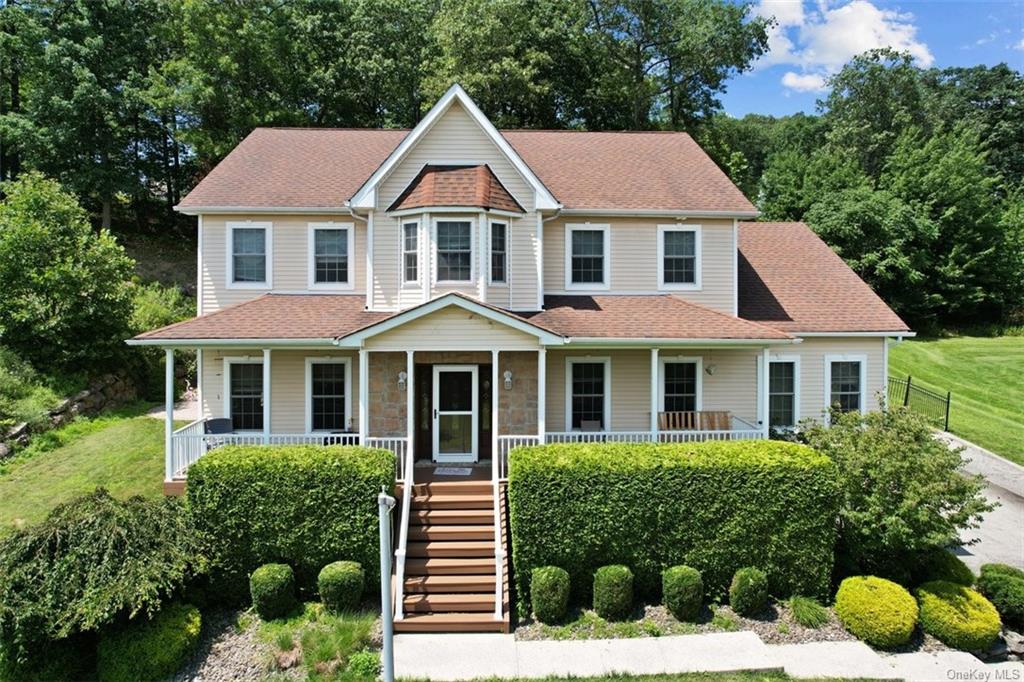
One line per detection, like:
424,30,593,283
200,214,365,313
786,337,887,420
200,348,359,433
543,218,735,314
364,305,540,351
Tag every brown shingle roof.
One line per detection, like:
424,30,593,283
738,222,910,333
387,165,524,213
522,295,791,340
132,294,388,340
178,128,756,213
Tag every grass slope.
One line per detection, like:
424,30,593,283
0,407,169,534
889,336,1024,466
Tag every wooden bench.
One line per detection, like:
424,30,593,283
658,410,732,431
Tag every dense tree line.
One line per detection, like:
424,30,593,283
701,50,1024,328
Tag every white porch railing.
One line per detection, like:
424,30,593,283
390,438,414,623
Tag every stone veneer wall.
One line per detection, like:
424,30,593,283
367,352,408,437
498,351,538,435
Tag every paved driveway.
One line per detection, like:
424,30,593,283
957,483,1024,572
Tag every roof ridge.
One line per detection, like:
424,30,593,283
253,126,411,132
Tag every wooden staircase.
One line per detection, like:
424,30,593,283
394,480,510,633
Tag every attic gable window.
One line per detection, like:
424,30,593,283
436,220,473,282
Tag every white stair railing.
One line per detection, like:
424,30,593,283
492,465,504,622
392,441,414,621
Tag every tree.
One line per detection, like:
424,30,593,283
0,173,134,372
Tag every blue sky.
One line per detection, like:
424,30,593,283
720,0,1024,117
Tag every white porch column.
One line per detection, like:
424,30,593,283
406,351,414,454
650,348,659,436
359,349,369,438
491,350,499,480
262,349,271,443
761,347,771,438
537,348,546,442
164,348,174,481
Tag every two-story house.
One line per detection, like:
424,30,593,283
130,85,910,632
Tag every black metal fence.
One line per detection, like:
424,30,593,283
887,375,951,431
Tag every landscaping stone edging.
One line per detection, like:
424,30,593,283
0,373,138,459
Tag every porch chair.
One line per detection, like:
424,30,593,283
203,417,233,450
657,411,732,431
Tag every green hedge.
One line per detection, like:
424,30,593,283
186,445,394,598
250,563,296,620
507,441,838,605
319,561,364,613
96,603,201,682
531,566,570,624
976,564,1024,629
730,567,769,616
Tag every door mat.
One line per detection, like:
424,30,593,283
433,467,473,476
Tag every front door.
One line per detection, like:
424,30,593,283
432,365,478,462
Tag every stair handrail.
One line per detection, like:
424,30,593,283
393,439,414,621
492,479,504,622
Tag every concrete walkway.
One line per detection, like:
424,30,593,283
394,633,1024,680
145,398,198,422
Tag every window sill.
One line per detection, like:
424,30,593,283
658,283,702,292
308,282,355,291
226,282,272,290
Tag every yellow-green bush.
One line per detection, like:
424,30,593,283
96,603,201,682
835,576,918,648
508,441,838,606
916,581,1001,651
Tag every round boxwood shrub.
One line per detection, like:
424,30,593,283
250,563,296,620
976,563,1024,629
663,565,703,622
531,566,570,624
916,581,1002,651
835,576,918,649
318,561,364,613
912,548,974,587
729,567,768,617
593,565,633,621
96,603,201,682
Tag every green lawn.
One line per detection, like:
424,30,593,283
0,406,171,534
889,335,1024,466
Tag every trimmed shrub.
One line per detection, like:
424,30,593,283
507,441,838,607
916,581,1002,651
835,576,918,649
593,565,633,621
187,445,394,599
250,564,296,620
976,563,1024,628
318,561,364,613
96,603,201,682
531,566,570,624
347,649,381,677
663,566,703,622
0,490,198,663
789,595,829,628
729,567,769,616
911,548,975,587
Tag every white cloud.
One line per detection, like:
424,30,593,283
752,0,934,93
1016,37,1024,51
781,71,828,92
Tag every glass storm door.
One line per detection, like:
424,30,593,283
432,365,478,462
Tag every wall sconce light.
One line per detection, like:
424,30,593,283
397,371,408,390
705,364,717,376
503,370,513,390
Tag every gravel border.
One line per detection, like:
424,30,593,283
171,609,270,682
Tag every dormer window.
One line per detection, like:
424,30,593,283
436,220,473,282
308,222,353,289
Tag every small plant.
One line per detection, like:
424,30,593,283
789,595,829,628
275,630,296,652
347,648,380,677
96,603,202,682
642,619,663,637
916,581,1002,651
250,563,297,620
531,566,570,624
318,561,364,613
976,563,1024,629
593,565,634,621
729,567,768,616
711,608,739,631
835,576,918,649
777,622,790,635
663,565,703,622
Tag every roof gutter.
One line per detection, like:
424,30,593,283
565,337,800,348
796,331,916,338
125,338,336,348
557,208,760,219
174,205,358,215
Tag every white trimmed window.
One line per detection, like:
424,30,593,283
490,221,507,284
825,354,867,415
224,360,263,431
227,222,272,288
565,357,611,431
657,224,701,289
305,358,351,432
768,356,800,428
308,223,353,289
659,357,702,412
435,220,473,282
565,224,610,289
402,222,419,284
